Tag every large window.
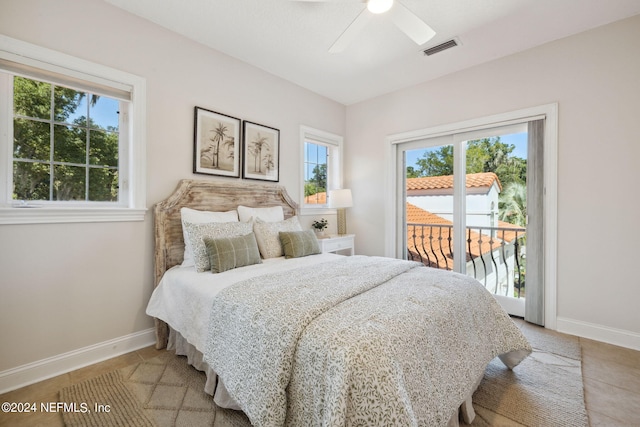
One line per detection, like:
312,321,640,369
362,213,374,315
11,76,121,202
300,126,343,210
0,35,146,224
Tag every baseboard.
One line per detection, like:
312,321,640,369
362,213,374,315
0,328,155,394
556,317,640,351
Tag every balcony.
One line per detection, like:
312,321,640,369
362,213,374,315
407,223,526,298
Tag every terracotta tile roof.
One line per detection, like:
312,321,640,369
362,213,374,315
406,203,524,270
406,202,452,225
407,172,502,192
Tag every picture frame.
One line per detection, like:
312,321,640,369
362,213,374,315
242,121,280,182
193,107,241,177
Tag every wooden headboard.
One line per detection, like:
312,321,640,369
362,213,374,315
154,179,298,285
152,179,298,348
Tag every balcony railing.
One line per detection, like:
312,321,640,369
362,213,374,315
407,223,526,298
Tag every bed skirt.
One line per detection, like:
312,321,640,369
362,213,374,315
167,327,477,426
167,327,240,409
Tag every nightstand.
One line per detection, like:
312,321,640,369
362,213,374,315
317,234,355,256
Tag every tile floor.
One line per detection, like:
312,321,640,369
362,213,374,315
1,325,639,426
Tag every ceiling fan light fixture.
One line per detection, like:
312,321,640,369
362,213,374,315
367,0,393,14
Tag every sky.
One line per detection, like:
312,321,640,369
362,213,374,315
66,94,120,130
405,132,527,171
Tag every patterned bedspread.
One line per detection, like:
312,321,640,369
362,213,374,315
203,256,531,427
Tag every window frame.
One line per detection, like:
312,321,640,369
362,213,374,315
0,35,146,224
299,125,343,214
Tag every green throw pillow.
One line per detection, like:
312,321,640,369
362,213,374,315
279,230,321,259
204,232,262,273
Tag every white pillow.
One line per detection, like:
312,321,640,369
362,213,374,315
183,221,253,272
237,205,284,223
181,208,239,267
253,216,302,259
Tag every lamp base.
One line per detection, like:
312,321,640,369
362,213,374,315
337,208,347,235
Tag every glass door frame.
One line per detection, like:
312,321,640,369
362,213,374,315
385,104,558,329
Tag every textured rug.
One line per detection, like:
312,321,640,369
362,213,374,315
59,324,588,427
471,324,588,426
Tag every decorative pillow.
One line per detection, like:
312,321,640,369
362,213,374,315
237,205,284,223
253,216,302,259
183,221,253,272
180,208,239,267
204,233,262,273
279,230,321,259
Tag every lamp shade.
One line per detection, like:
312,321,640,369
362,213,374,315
328,189,353,209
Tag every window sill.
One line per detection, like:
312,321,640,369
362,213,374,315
0,207,147,225
298,207,337,216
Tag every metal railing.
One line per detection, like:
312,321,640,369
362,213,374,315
407,223,526,298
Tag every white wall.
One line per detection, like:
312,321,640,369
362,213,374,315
0,0,345,382
407,185,499,228
345,15,640,348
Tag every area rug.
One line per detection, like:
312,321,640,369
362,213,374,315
471,324,589,426
59,324,588,427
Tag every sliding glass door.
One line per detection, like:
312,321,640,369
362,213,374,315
398,123,537,319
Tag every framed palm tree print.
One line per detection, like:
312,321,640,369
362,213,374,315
193,107,241,177
242,121,279,182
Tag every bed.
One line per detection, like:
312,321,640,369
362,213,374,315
147,179,531,427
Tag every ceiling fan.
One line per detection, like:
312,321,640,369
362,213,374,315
295,0,436,53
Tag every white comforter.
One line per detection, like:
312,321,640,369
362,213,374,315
146,253,344,352
196,256,531,427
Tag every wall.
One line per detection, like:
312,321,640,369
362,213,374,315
345,15,640,348
0,0,345,383
407,185,499,227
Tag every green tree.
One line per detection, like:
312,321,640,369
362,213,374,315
499,182,527,227
304,164,326,197
406,166,420,178
12,76,118,201
411,137,526,189
415,145,454,176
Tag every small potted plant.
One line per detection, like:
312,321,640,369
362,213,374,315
311,218,328,238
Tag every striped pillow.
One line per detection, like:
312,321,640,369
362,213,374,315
279,230,321,259
204,232,262,273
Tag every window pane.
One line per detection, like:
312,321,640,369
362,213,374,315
89,129,119,166
90,96,119,131
53,165,85,200
54,86,86,124
11,76,124,203
89,168,118,201
318,144,327,160
303,141,329,204
405,144,456,271
54,124,86,164
13,161,50,201
13,77,50,120
305,142,317,163
13,118,50,161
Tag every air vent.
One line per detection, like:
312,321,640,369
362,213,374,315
423,38,459,56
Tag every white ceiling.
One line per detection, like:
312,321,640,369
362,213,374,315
104,0,640,105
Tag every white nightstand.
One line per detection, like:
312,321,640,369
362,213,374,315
317,234,355,256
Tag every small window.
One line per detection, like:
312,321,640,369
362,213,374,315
0,35,146,224
300,126,343,210
304,141,328,205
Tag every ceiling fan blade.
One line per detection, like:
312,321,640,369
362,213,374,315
329,9,372,53
388,2,436,45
